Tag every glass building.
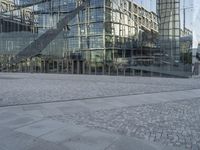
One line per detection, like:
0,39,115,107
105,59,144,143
157,0,181,65
0,0,159,75
0,0,199,77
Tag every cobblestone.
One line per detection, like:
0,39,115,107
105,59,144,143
1,73,200,106
53,98,200,149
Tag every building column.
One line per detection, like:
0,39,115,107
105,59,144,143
132,69,135,76
52,60,55,72
72,60,74,74
61,60,64,73
47,61,50,73
30,60,33,73
124,68,126,76
89,63,91,75
77,61,80,74
57,60,59,73
43,60,46,73
140,70,143,76
82,61,85,74
66,60,69,73
108,65,111,75
95,64,97,75
25,62,28,72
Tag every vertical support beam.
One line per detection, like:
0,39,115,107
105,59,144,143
77,61,80,74
30,59,33,73
57,60,59,73
108,65,111,75
95,64,97,75
47,61,50,73
6,63,9,72
40,59,42,73
61,60,64,73
89,62,91,75
72,60,74,74
82,61,85,74
34,60,36,73
33,60,35,73
53,60,55,72
102,64,104,75
25,62,28,72
67,60,69,73
43,60,46,73
132,69,135,76
140,70,143,76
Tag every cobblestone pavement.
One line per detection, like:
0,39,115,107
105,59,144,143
1,73,200,150
1,73,200,106
51,98,200,150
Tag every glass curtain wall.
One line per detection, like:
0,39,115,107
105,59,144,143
157,0,181,65
105,0,137,64
0,0,198,77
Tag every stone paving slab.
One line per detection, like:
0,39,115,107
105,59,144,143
62,130,118,150
40,123,89,143
16,119,66,137
1,73,200,150
60,98,200,150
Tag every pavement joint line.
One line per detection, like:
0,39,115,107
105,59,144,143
103,137,119,150
0,88,200,108
13,118,46,130
37,124,72,139
57,128,91,145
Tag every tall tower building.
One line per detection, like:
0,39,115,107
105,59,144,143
157,0,181,65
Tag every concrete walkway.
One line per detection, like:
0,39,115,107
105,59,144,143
1,88,200,150
1,73,200,150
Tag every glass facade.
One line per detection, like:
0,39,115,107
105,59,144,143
157,0,181,64
0,0,199,77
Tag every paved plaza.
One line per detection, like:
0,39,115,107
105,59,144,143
0,73,200,150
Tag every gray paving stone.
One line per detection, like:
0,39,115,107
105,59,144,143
106,136,179,150
1,73,200,106
0,131,36,150
16,119,66,137
60,98,200,149
0,73,200,150
62,130,118,150
1,115,41,129
41,123,89,143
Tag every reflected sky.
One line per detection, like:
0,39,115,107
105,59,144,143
193,0,200,48
133,0,199,47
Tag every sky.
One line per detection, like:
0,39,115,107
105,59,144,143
193,0,200,48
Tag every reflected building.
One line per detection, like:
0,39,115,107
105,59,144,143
1,0,159,75
157,0,181,65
